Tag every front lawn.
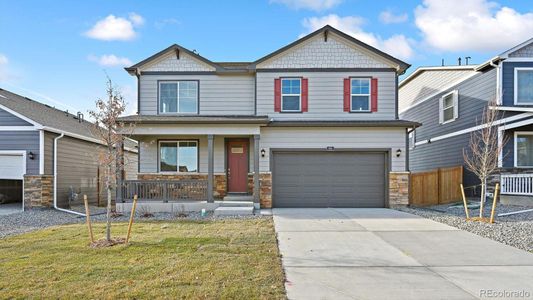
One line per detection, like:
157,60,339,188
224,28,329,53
0,218,285,299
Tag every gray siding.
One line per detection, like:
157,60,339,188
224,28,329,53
56,136,101,207
502,124,533,168
256,71,397,120
259,127,406,172
0,131,40,175
139,74,254,115
501,61,533,107
401,68,496,141
0,107,32,126
44,131,58,174
409,134,478,188
138,135,255,174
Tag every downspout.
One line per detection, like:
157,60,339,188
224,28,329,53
53,132,85,216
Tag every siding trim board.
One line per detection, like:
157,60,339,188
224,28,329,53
256,68,396,73
415,113,533,146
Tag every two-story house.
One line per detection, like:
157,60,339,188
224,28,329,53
399,38,533,205
118,25,419,211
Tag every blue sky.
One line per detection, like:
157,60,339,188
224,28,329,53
1,0,532,115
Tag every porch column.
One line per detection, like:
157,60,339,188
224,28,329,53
254,134,260,205
207,134,214,203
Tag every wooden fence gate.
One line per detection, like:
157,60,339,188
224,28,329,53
410,166,463,206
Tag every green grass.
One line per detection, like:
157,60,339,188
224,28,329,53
0,218,285,299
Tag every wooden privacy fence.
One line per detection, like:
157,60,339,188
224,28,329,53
410,166,463,206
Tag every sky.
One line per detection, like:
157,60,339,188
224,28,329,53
1,0,532,115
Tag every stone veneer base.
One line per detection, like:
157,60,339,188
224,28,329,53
23,175,54,208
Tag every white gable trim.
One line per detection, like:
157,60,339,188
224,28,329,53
0,103,43,128
140,50,216,72
500,38,533,58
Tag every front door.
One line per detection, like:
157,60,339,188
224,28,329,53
227,139,249,193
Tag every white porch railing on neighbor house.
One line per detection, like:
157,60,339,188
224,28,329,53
500,174,533,195
121,180,208,202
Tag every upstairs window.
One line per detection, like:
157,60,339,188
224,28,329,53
439,90,458,124
351,78,371,112
515,68,533,105
281,78,301,112
159,81,198,114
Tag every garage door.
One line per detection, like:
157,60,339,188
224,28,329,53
273,151,386,208
0,153,25,180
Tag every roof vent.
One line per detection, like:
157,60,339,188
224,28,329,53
457,57,462,66
77,112,84,123
465,56,471,65
65,110,69,117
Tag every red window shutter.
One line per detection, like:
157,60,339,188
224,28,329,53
274,78,281,112
371,78,378,112
343,78,350,112
301,78,308,112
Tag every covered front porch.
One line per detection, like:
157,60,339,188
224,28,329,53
117,116,270,211
497,119,533,206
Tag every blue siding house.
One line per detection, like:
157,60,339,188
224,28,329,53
399,38,533,204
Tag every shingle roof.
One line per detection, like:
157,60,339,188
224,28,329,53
0,88,137,149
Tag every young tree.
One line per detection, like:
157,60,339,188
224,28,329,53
89,78,131,241
463,101,508,218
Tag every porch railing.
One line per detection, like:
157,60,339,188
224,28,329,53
121,180,208,202
501,174,533,195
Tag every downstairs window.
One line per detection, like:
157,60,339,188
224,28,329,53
159,141,198,172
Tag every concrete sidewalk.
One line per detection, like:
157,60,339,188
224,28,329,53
273,208,533,300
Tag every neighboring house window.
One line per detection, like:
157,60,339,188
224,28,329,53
515,68,533,105
159,140,198,172
439,90,458,124
281,78,301,112
351,78,370,112
409,130,416,149
515,132,533,167
159,81,198,114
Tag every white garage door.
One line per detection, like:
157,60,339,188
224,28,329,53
0,153,25,180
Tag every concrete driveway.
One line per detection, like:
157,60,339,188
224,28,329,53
273,208,533,300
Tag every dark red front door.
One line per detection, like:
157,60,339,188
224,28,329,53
227,139,248,193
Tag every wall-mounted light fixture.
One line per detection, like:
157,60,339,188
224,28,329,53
28,151,35,160
260,149,266,158
396,149,402,157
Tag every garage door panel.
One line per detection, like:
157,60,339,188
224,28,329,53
0,154,24,180
273,151,386,208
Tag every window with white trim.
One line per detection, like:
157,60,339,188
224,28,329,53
515,132,533,167
439,90,458,124
351,78,370,112
281,78,301,112
515,68,533,105
159,140,198,172
159,81,198,114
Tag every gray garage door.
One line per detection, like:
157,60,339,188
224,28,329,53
273,151,386,208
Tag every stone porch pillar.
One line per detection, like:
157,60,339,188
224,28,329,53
207,134,214,203
253,134,260,206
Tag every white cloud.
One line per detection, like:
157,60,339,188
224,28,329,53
0,54,10,81
154,18,180,30
379,10,408,24
128,12,144,26
85,13,144,41
88,54,132,67
415,0,533,52
301,14,414,60
270,0,342,11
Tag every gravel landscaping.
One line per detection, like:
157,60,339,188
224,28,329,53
396,202,533,252
0,207,264,239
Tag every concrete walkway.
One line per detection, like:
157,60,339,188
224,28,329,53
273,208,533,300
